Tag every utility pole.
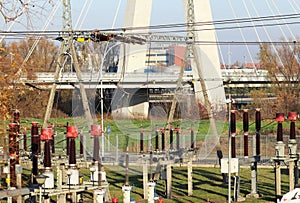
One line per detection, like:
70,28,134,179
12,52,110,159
43,0,93,128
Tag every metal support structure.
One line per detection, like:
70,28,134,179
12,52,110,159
43,0,93,128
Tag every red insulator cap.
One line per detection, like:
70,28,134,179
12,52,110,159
41,128,53,141
112,197,118,203
66,126,78,138
288,112,297,121
8,123,17,128
90,124,102,136
276,113,285,122
31,122,39,127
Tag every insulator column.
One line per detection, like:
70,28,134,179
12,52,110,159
41,128,53,168
230,110,236,158
176,127,180,150
23,131,27,152
31,122,39,178
255,109,261,156
276,113,284,143
190,126,194,149
90,124,101,161
80,132,84,156
140,130,144,153
243,109,249,157
67,126,78,165
170,127,174,150
9,123,18,187
161,129,165,151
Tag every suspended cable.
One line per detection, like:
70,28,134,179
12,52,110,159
16,0,60,77
74,0,89,29
228,0,256,71
248,0,285,67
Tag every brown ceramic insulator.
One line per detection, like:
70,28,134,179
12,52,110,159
256,109,261,156
190,127,194,149
69,138,76,165
23,131,27,152
10,158,16,187
255,109,261,132
161,130,165,151
277,122,283,142
256,132,261,156
140,130,144,153
8,123,17,187
230,111,236,135
176,128,180,150
290,121,296,140
51,136,55,154
32,155,38,177
243,110,249,132
170,129,174,150
80,133,84,155
231,136,236,158
244,135,248,157
243,110,249,156
44,140,51,168
93,136,100,161
66,137,70,156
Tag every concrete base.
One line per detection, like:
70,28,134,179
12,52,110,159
147,182,156,203
122,185,132,203
43,170,54,189
66,168,79,185
246,193,260,198
94,189,105,203
236,196,246,202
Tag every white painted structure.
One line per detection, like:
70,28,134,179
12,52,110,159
120,0,226,110
119,0,153,73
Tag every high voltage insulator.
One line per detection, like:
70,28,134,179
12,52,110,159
66,126,78,166
255,109,261,156
31,122,39,180
90,124,102,161
288,112,297,140
230,110,236,158
243,109,249,157
8,123,18,187
276,113,284,142
41,128,53,168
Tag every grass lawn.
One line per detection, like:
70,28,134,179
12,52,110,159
96,165,288,203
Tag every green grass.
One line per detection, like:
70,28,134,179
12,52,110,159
4,165,286,203
100,165,288,203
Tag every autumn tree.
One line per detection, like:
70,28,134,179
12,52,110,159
256,40,300,115
0,38,60,119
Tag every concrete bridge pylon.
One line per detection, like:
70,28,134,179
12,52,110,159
121,0,226,108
